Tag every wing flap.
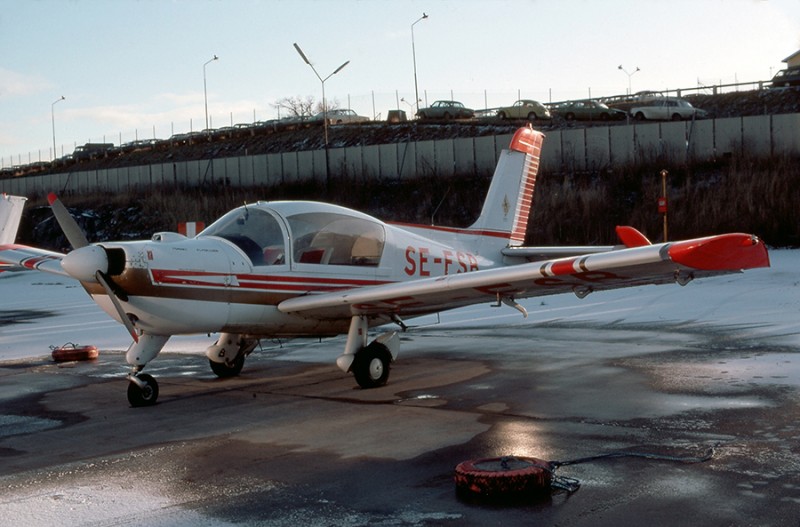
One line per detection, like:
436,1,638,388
278,233,769,319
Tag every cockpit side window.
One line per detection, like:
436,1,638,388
199,208,286,266
287,212,385,267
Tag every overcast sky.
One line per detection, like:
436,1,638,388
2,0,799,164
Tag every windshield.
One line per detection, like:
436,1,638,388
200,207,286,266
287,211,385,267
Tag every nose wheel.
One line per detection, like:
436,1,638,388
127,373,159,407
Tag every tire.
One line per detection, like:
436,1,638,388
127,373,159,407
564,112,575,121
600,113,610,121
417,112,426,120
443,112,452,120
527,112,538,120
635,112,646,121
497,111,507,120
454,456,552,501
671,113,683,121
209,353,245,378
352,342,391,389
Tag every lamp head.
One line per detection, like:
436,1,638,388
293,43,311,65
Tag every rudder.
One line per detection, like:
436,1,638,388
468,126,544,246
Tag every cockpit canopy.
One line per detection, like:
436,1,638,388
199,203,386,268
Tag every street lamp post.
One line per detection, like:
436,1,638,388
294,43,349,193
618,64,640,96
203,55,219,130
51,96,65,160
293,43,349,146
411,13,428,116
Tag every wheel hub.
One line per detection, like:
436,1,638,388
369,358,384,380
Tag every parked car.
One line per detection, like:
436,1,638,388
496,99,551,120
552,100,626,121
770,66,800,87
630,98,708,121
311,109,369,125
73,142,114,161
416,100,474,120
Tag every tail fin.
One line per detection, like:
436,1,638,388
0,193,27,245
468,125,544,246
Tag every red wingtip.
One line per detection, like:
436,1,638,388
47,192,58,205
668,234,770,271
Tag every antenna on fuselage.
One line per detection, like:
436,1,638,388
238,201,250,225
430,186,451,226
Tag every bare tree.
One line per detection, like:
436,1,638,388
273,96,341,119
273,95,316,118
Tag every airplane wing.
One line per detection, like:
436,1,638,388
0,244,68,276
278,233,769,320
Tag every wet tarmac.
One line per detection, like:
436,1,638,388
1,318,799,526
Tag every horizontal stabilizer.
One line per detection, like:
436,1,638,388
501,244,615,261
616,226,651,247
502,226,654,261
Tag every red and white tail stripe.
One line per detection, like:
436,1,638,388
507,126,543,245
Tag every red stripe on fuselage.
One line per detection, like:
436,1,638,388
150,269,393,292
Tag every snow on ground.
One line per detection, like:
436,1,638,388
0,249,796,363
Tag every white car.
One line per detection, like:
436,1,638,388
630,98,708,121
312,109,369,125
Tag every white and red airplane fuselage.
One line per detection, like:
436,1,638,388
83,201,496,338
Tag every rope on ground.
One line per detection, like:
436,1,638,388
547,446,716,493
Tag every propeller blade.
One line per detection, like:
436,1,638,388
96,270,139,343
48,192,89,249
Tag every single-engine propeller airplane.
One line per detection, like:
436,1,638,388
0,126,770,406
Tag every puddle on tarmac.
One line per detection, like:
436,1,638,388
0,415,61,437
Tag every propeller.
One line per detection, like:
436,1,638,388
96,270,139,342
48,192,89,249
49,193,139,343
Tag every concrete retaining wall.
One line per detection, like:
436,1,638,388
3,114,799,196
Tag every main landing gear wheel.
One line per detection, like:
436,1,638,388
127,373,159,407
209,353,245,378
353,342,391,389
